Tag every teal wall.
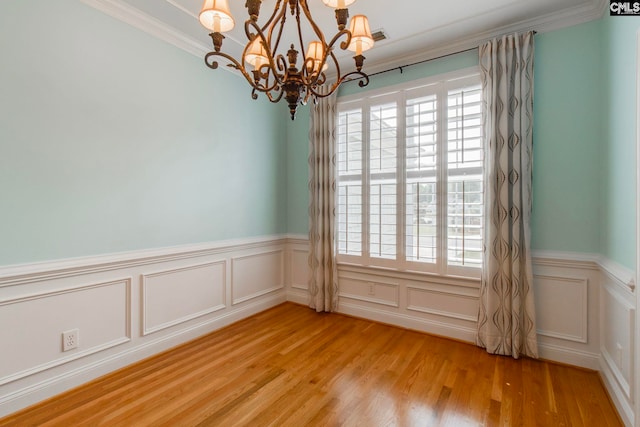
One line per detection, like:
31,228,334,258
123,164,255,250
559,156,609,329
531,20,604,254
2,1,636,269
602,13,638,270
285,111,310,235
0,0,286,265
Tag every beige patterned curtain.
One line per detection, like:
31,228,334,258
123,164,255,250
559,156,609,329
476,31,538,358
308,87,339,312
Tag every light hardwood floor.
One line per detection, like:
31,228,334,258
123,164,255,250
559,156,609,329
0,302,622,426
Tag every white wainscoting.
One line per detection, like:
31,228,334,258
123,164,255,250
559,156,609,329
141,261,227,336
285,241,637,425
0,236,288,418
531,253,603,369
286,236,311,306
231,250,284,305
1,237,635,422
288,245,605,365
599,263,636,427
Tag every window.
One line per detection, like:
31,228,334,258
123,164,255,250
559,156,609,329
336,70,483,277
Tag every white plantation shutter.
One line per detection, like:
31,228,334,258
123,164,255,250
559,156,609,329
336,70,482,277
406,93,438,264
337,108,364,256
369,102,397,259
446,84,483,268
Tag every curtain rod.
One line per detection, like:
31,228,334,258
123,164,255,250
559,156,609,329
365,46,478,79
352,30,538,81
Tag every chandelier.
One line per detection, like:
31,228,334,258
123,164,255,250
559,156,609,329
198,0,374,120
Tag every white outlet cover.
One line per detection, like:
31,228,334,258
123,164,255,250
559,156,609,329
62,329,79,352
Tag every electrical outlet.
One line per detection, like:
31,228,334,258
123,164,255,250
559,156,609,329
368,282,375,296
615,343,623,367
62,329,79,352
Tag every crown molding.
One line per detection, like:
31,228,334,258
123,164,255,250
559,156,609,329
80,0,211,59
358,0,607,77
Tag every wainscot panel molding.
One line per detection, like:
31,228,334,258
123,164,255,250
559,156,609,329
231,250,285,305
534,274,589,344
286,245,608,366
0,278,132,386
599,258,636,427
0,236,288,418
294,247,606,357
285,235,311,306
2,238,634,421
141,261,227,336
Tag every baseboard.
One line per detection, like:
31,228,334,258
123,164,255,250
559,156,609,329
600,355,635,427
286,290,309,306
537,342,600,370
336,301,477,343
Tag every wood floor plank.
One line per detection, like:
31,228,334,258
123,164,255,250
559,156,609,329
0,302,623,426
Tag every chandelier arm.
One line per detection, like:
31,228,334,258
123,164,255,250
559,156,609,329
270,4,289,62
263,87,286,104
334,52,343,81
251,54,284,93
254,72,284,94
275,53,288,76
252,86,285,103
299,0,328,47
300,29,350,86
337,70,370,88
245,18,297,91
299,31,347,88
244,20,282,86
295,1,306,64
205,50,286,97
259,0,283,36
295,7,320,88
205,51,258,86
299,59,318,86
326,29,352,53
306,69,370,100
297,4,342,88
307,81,340,99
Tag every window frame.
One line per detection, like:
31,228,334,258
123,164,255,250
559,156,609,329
336,67,483,279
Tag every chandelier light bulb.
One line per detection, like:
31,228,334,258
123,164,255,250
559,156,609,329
199,0,235,33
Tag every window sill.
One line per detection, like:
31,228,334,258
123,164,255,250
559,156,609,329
336,262,481,288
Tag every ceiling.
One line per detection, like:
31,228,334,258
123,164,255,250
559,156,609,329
82,0,606,75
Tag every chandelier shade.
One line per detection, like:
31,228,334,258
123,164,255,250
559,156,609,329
321,0,357,8
198,0,235,33
306,41,329,74
199,0,374,119
245,38,268,68
347,15,374,55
